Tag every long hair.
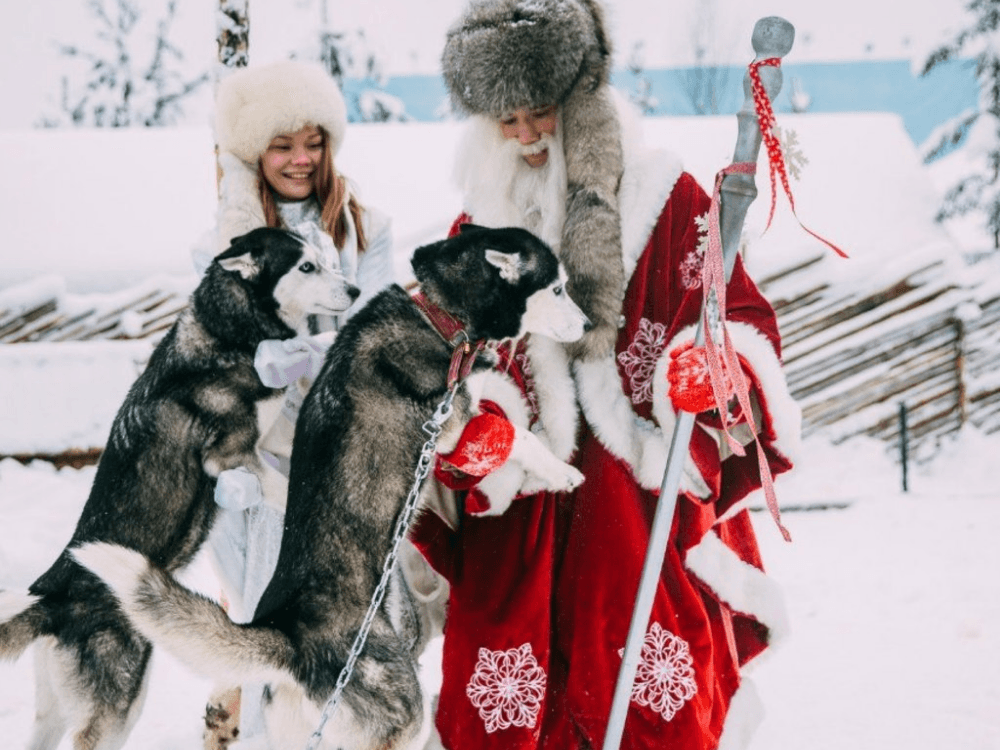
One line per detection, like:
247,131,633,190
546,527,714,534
257,126,368,252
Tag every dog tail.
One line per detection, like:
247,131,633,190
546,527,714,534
0,590,44,660
72,542,296,687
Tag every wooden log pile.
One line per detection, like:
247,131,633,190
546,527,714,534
760,252,997,459
2,251,998,464
0,279,190,345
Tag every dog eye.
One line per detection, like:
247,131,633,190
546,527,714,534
553,285,563,296
298,261,316,273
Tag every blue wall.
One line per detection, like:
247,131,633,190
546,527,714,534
342,58,978,149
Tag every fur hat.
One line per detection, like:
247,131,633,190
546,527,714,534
442,0,626,360
214,60,347,163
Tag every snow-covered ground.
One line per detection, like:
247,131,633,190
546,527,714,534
2,427,999,749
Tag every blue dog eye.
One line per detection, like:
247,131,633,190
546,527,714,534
299,262,316,273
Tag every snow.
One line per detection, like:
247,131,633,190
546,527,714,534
2,428,999,749
2,2,999,745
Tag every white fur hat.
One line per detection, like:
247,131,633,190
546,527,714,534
214,60,348,163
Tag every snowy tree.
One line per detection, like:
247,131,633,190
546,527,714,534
36,0,209,128
680,0,735,115
625,41,658,115
920,0,1000,249
293,0,410,123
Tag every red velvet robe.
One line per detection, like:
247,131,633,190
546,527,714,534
411,171,798,749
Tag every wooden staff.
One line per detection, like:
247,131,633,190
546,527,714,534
601,17,794,750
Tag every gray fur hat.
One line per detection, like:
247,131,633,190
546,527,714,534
214,60,347,163
442,0,626,360
442,0,612,117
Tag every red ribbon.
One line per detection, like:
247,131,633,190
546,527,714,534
748,58,848,259
701,162,792,542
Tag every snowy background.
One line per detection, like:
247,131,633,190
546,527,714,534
2,0,1000,748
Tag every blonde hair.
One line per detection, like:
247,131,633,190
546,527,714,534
257,126,367,252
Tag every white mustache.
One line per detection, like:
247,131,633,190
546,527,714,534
519,133,554,156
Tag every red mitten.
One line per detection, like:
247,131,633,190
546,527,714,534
666,341,734,413
436,408,516,485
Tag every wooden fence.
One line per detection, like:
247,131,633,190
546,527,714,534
2,256,998,462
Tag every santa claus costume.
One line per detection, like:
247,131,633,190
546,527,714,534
410,1,801,748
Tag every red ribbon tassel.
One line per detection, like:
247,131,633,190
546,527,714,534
748,58,848,259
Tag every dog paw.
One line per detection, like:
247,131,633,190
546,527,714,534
71,542,150,603
550,463,585,492
520,462,585,495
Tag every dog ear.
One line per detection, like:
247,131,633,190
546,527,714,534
215,234,262,280
216,251,260,280
485,249,523,283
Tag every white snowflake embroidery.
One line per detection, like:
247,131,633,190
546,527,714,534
616,318,668,405
680,212,709,290
618,622,698,722
466,643,547,734
775,126,808,181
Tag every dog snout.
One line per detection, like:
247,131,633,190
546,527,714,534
347,284,361,301
583,315,594,333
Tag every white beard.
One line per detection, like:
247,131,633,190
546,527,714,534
452,114,568,252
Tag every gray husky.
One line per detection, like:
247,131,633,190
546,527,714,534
76,225,591,750
0,227,358,750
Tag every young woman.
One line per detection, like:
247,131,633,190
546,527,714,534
193,60,398,748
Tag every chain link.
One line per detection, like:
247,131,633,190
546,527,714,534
305,384,457,750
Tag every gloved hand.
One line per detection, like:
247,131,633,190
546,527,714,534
666,341,734,414
254,335,331,388
437,409,516,482
214,467,264,511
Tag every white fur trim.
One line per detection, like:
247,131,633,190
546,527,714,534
523,335,578,462
717,678,765,750
575,354,712,497
725,322,802,464
684,529,790,650
650,322,802,468
216,151,266,252
215,60,347,163
611,89,683,279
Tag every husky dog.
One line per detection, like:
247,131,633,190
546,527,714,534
76,225,591,750
0,227,359,750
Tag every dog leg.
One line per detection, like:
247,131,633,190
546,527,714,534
204,685,242,750
509,425,585,495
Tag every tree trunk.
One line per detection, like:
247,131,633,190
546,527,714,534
216,0,249,70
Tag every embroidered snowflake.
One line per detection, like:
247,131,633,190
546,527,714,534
466,643,547,734
617,318,668,405
775,126,808,181
680,212,709,290
618,622,698,722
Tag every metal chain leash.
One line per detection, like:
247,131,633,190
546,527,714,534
305,383,458,750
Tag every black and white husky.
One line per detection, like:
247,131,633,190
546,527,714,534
0,227,358,750
76,225,591,750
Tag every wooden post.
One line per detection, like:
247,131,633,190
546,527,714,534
216,0,249,70
214,0,250,190
899,401,909,493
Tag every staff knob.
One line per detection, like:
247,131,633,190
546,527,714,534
752,16,795,60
